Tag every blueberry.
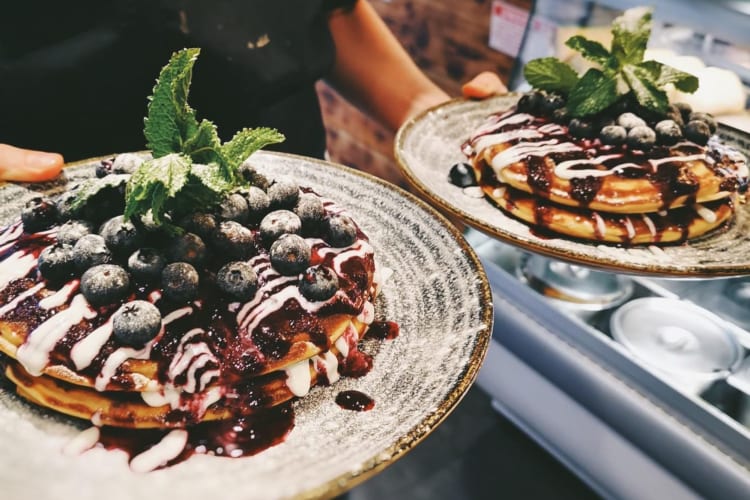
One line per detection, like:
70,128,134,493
217,261,258,301
551,107,570,124
112,300,162,347
95,159,114,178
688,112,717,135
166,232,207,265
540,93,565,115
270,234,311,276
294,192,326,232
55,191,81,222
80,264,130,307
161,262,200,303
599,125,627,146
178,212,217,240
99,215,142,258
21,196,58,233
218,193,250,224
665,104,685,128
268,177,300,210
568,118,597,138
73,234,113,271
259,210,302,245
655,120,683,145
616,112,647,130
38,243,76,285
212,221,255,260
325,214,358,247
299,265,339,301
78,176,127,225
128,248,166,282
242,186,271,223
238,161,270,190
673,102,693,124
448,163,477,188
627,125,657,150
56,219,96,245
685,120,711,145
516,91,543,114
111,153,145,174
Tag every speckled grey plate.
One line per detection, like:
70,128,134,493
0,152,492,500
395,95,750,277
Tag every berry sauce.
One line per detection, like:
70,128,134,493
335,390,374,412
364,321,400,340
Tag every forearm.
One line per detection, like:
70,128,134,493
327,0,449,131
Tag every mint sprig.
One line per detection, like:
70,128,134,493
523,7,699,117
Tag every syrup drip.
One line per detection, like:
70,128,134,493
335,390,374,412
365,321,400,340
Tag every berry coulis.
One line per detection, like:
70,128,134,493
335,390,374,412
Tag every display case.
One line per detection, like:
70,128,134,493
474,1,750,498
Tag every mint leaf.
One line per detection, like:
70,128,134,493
189,163,234,195
124,153,192,224
70,174,129,212
183,119,224,167
221,127,286,174
621,64,669,114
567,69,624,117
523,57,579,94
611,7,652,65
565,36,615,69
144,48,201,158
638,60,699,93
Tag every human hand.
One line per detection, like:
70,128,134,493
0,144,64,182
461,71,508,99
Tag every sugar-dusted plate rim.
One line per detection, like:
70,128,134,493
395,95,750,278
0,151,492,500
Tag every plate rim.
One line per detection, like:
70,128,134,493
2,150,494,500
394,95,750,278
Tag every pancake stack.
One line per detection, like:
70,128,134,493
462,95,749,245
0,157,384,433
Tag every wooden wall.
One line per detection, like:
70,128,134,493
317,0,530,189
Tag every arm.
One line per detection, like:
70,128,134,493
327,1,506,131
0,144,63,182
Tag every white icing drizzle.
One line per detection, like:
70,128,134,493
70,318,113,370
62,426,100,456
129,430,188,473
95,342,152,391
0,282,44,317
642,214,657,237
38,280,79,310
490,140,581,174
623,217,636,240
0,222,24,246
648,153,706,173
472,128,544,153
162,306,192,324
315,351,340,384
0,250,37,289
356,301,375,325
694,203,717,223
142,385,181,408
334,335,350,358
593,213,606,238
285,359,312,397
91,411,103,427
553,154,623,179
17,294,96,376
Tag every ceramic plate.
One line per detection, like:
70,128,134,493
0,152,492,500
395,95,750,277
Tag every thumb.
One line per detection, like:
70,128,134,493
462,71,508,99
0,144,64,182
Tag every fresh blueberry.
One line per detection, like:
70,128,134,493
516,91,544,114
655,120,683,145
166,232,207,265
178,212,217,240
241,186,271,224
448,163,477,188
161,262,200,303
99,215,142,258
299,265,339,301
325,214,357,247
599,125,627,146
259,210,302,245
568,118,597,138
80,264,130,307
238,161,270,190
688,112,717,135
112,300,162,347
217,261,258,301
627,125,657,150
685,120,711,145
21,196,58,233
294,192,326,232
73,234,113,271
212,221,255,260
128,248,167,282
111,153,145,174
78,176,127,224
540,93,565,115
38,243,76,285
56,219,96,246
551,107,570,124
270,234,311,276
95,159,114,178
616,112,647,130
673,102,693,124
218,193,250,224
268,177,300,210
665,104,685,128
